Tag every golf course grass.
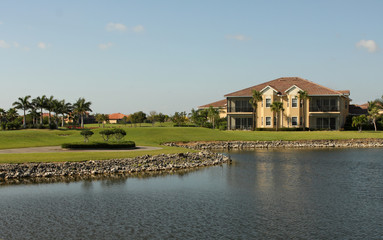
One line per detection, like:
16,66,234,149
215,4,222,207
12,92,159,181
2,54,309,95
0,126,382,163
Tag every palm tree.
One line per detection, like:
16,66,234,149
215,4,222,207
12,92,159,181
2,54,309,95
46,95,55,125
297,90,309,130
12,95,31,128
6,108,19,122
73,98,92,128
33,95,47,124
58,100,72,127
51,99,62,126
249,90,263,131
29,107,40,127
270,101,284,131
207,106,219,129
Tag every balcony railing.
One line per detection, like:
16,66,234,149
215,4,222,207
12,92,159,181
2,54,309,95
228,107,253,113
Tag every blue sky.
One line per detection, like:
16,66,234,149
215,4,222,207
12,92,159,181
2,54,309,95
1,0,382,115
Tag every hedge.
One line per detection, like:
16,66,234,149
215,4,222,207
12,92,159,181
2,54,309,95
61,141,136,149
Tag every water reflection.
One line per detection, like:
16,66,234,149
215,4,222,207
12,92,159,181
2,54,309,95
0,167,203,186
1,148,383,239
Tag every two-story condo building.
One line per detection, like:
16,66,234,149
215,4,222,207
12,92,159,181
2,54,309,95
225,77,350,130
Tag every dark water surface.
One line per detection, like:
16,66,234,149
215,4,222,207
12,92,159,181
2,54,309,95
1,148,383,239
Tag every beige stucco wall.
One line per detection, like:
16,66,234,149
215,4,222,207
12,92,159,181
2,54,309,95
227,88,349,130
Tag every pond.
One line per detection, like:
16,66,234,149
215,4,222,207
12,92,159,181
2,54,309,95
1,148,383,239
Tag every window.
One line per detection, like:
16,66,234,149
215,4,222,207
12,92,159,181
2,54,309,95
266,98,271,107
292,98,298,108
345,101,348,109
273,117,277,126
261,117,263,125
234,100,252,112
235,117,253,130
266,117,271,126
300,117,303,126
292,117,298,126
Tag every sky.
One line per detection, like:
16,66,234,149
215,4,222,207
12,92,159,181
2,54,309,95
1,0,382,115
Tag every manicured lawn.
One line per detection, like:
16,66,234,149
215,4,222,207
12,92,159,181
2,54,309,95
0,126,382,163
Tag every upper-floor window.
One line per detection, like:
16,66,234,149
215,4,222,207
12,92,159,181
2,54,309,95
309,97,339,112
266,98,271,108
231,100,252,112
292,98,298,108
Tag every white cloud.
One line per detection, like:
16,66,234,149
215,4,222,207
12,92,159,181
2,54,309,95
23,46,30,51
356,39,378,53
37,42,49,49
13,42,19,48
0,21,3,25
106,22,127,32
98,42,113,50
226,35,250,41
0,40,10,48
133,25,144,32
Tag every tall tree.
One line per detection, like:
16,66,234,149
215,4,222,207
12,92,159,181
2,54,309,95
368,101,380,132
33,95,47,124
207,107,219,129
12,95,31,128
352,115,368,132
73,98,92,128
58,100,72,127
249,90,263,131
271,101,284,131
0,108,6,128
156,113,166,127
148,111,157,126
46,95,55,125
297,90,309,130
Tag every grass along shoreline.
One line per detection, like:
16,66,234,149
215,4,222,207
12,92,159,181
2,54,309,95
0,126,382,163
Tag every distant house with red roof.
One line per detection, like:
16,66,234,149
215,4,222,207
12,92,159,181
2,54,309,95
224,77,350,130
108,113,129,124
198,99,227,118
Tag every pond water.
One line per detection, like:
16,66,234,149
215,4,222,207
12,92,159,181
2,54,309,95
1,148,383,239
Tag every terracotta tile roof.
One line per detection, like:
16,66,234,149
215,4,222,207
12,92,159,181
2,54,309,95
338,90,350,95
108,113,128,120
224,77,349,97
198,99,227,109
349,104,368,115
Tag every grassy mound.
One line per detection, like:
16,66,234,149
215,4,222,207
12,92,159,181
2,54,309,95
62,141,136,149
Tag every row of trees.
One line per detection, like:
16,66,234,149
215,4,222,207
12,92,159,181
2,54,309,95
352,96,383,131
1,95,92,130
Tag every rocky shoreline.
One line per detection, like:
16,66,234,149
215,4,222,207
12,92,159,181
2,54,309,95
163,138,383,150
0,152,231,182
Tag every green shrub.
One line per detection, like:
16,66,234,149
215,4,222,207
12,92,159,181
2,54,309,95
80,130,94,142
6,120,22,130
112,128,126,141
61,141,136,149
49,123,58,130
99,129,114,141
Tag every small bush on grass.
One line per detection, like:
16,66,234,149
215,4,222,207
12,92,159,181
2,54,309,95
112,128,126,141
80,130,94,142
99,129,114,141
61,141,136,149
